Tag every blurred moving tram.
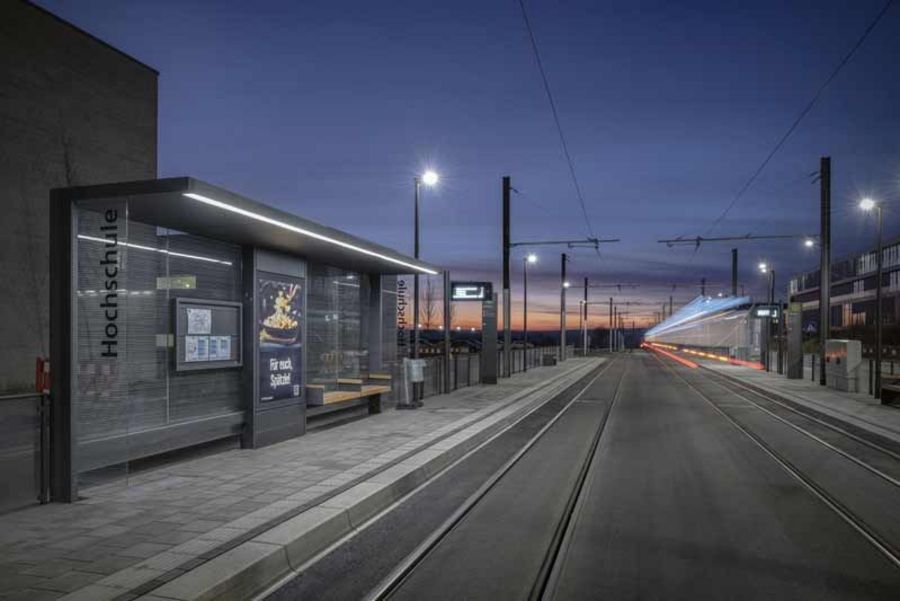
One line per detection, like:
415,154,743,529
643,296,764,361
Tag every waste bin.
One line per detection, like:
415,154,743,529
400,358,426,408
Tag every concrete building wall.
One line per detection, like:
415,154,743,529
0,1,157,391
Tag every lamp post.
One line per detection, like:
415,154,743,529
860,197,884,399
413,170,438,404
759,262,775,371
523,253,537,372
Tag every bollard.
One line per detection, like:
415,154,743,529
869,359,874,396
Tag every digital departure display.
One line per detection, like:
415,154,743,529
451,281,493,301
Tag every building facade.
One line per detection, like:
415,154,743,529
0,0,157,392
789,238,900,345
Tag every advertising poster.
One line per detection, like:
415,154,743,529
258,274,303,402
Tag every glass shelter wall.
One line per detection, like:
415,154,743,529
73,198,242,484
306,265,375,387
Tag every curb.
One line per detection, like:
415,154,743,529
131,360,602,601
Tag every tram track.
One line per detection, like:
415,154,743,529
696,367,900,487
285,351,900,600
652,352,900,572
365,358,628,601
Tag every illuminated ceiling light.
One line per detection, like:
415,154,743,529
421,170,439,186
470,327,476,332
183,192,438,275
859,197,876,211
77,234,232,266
526,253,538,264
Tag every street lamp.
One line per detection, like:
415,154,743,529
422,170,439,187
759,261,775,371
412,170,438,405
523,253,537,371
804,238,816,248
860,197,884,399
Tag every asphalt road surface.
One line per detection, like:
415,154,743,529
271,353,900,600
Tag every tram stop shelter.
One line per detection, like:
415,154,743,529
49,177,439,502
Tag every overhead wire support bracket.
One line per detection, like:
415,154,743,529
657,233,819,248
509,237,620,249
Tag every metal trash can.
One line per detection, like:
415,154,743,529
400,358,426,408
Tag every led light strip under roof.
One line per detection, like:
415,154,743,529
183,192,438,275
77,235,232,265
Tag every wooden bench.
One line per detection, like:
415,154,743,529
337,378,364,392
306,384,391,418
365,373,392,385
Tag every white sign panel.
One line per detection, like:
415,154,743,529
186,308,212,334
208,336,232,361
185,335,209,362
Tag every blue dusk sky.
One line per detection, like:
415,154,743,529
38,0,900,328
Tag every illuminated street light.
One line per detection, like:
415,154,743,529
563,280,571,288
422,170,439,187
523,253,538,371
759,263,775,372
804,238,815,248
411,168,439,406
860,196,884,399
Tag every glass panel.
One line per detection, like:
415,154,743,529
307,265,340,389
74,199,242,488
164,230,242,422
337,273,364,380
74,197,130,487
307,265,370,389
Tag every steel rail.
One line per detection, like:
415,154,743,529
654,355,900,571
700,367,900,468
364,359,624,601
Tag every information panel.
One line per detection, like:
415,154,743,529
257,273,304,402
174,298,242,371
451,281,493,301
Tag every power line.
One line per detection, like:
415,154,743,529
702,0,896,236
516,0,596,241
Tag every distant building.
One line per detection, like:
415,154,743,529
789,238,900,343
0,0,157,391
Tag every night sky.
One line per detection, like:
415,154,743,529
39,0,900,329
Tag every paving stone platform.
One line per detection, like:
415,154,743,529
0,358,600,601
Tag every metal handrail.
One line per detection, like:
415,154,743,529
0,392,42,402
